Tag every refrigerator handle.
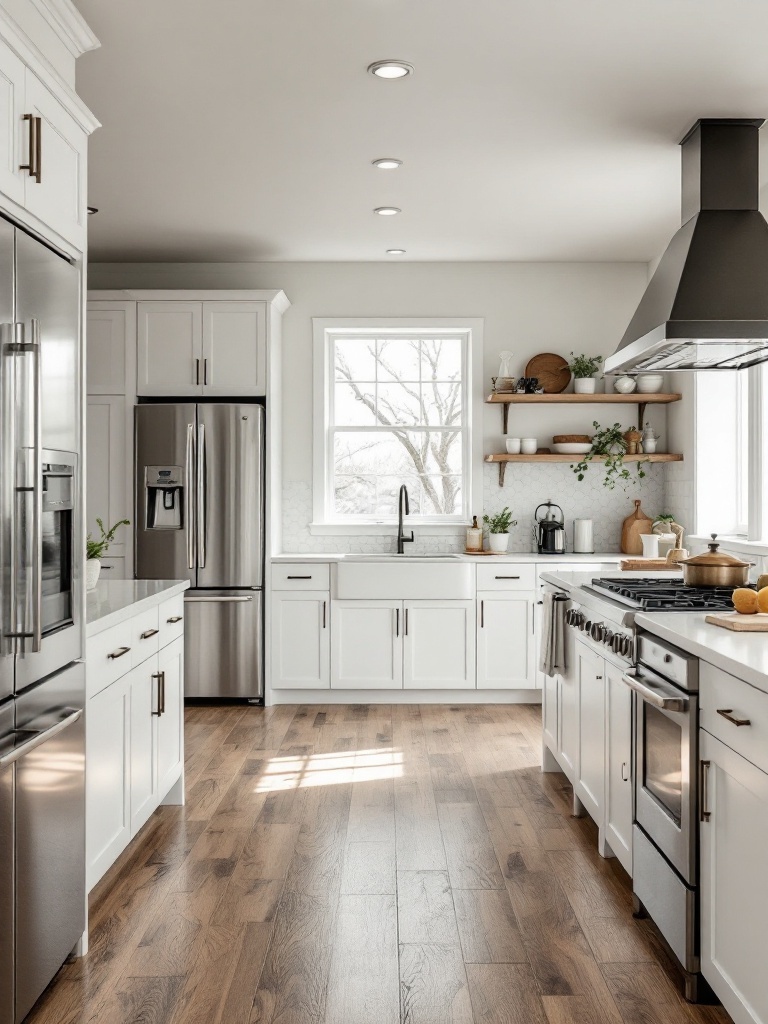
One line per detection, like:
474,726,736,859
197,422,206,568
29,318,43,653
185,423,195,570
0,322,14,650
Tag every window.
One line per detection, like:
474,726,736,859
312,319,482,530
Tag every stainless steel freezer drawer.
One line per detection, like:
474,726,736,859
184,590,263,700
0,700,14,1024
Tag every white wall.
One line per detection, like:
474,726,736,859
90,260,674,552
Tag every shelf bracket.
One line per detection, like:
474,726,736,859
637,401,647,431
498,462,506,487
502,402,510,434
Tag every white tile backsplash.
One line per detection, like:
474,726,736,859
282,462,668,554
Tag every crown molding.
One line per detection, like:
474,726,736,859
29,0,99,57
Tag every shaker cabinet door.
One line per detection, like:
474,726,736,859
0,39,25,206
605,662,633,875
137,301,202,395
202,301,266,395
331,600,402,690
403,600,475,690
271,591,330,690
156,638,184,797
86,675,130,891
477,592,536,689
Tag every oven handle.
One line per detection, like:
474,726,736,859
621,669,689,713
0,708,82,770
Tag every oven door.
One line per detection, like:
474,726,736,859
624,667,697,883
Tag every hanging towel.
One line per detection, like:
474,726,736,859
539,591,568,677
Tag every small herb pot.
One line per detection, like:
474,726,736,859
86,558,101,591
573,377,597,394
488,532,510,553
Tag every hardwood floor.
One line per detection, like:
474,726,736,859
28,704,732,1024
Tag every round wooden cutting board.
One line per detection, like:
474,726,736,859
525,353,570,393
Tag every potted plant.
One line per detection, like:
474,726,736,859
570,421,648,490
568,352,603,394
86,518,129,590
482,507,517,553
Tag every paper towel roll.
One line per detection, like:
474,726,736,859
573,519,594,553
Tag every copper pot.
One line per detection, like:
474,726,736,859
678,534,752,587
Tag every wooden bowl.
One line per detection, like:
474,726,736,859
553,434,591,444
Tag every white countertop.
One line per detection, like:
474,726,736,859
272,552,624,564
86,579,190,637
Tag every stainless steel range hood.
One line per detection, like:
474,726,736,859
605,118,768,373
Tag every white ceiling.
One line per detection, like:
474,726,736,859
75,0,768,263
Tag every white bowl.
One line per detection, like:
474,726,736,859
636,373,665,394
613,375,637,394
552,442,592,455
520,438,537,455
505,437,522,454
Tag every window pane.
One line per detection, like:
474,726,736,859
334,475,376,515
420,475,462,516
421,338,462,381
737,370,749,531
377,339,421,382
334,382,377,426
334,432,414,478
422,382,462,426
377,382,421,425
334,338,376,381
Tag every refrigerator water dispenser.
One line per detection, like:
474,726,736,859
145,466,184,529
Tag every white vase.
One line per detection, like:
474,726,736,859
573,377,597,394
86,558,101,591
488,533,509,553
613,375,637,394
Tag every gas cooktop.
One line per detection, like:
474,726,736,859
586,577,745,612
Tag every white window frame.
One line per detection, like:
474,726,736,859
311,317,483,535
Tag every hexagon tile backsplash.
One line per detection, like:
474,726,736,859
281,463,667,554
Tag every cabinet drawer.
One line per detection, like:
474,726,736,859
159,593,185,647
86,621,134,698
272,563,330,591
131,607,161,668
701,662,768,775
476,564,536,591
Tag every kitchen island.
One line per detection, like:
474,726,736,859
85,579,189,893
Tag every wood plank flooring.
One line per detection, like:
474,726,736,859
27,704,732,1024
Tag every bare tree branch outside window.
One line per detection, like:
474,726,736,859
331,335,466,518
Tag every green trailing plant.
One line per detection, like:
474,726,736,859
483,507,517,534
568,352,603,378
571,422,648,490
87,518,130,560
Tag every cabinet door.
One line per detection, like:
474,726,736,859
129,660,158,834
137,301,202,396
156,637,184,798
271,591,329,689
202,301,266,396
86,675,130,890
86,395,128,559
403,600,475,690
576,642,605,822
559,628,580,782
477,592,536,689
331,600,402,689
0,39,25,206
605,662,632,875
22,70,87,250
87,303,136,395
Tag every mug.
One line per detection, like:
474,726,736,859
521,438,537,455
505,437,522,454
641,534,660,558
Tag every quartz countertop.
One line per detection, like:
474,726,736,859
271,552,624,564
86,579,190,637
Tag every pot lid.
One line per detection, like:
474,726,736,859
679,534,750,568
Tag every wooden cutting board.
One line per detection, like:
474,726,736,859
621,499,653,555
620,558,681,572
525,353,570,393
705,612,768,632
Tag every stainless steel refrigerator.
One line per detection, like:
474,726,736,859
0,217,85,1024
135,402,264,701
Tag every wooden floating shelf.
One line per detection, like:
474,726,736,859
485,452,684,486
486,391,683,432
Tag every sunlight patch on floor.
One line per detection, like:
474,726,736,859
253,747,404,791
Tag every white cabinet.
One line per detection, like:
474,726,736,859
404,600,475,690
476,592,536,689
575,641,605,822
331,600,402,690
700,729,768,1024
157,638,184,796
21,69,87,250
85,674,130,891
86,303,135,395
0,38,25,206
559,637,580,781
202,301,266,395
271,591,330,690
137,301,203,396
136,300,268,397
86,395,129,557
128,661,157,834
605,661,632,874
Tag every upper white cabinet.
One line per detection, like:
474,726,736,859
476,592,536,690
86,303,135,394
137,301,203,396
136,299,269,397
86,394,128,555
403,599,475,690
0,37,25,206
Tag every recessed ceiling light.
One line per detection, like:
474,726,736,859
367,60,413,79
374,207,401,216
386,249,406,255
372,158,402,170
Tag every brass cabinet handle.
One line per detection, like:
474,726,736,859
107,646,130,660
700,760,712,822
140,628,159,640
716,708,751,727
167,615,183,624
20,114,41,183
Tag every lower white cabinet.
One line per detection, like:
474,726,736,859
559,635,580,781
271,591,330,689
700,729,768,1024
331,600,402,689
604,661,633,874
575,641,605,821
477,592,536,689
403,600,475,690
157,638,184,795
128,661,156,835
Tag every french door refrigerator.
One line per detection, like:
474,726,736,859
135,402,264,701
0,217,85,1024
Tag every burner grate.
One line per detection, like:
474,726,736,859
590,577,747,612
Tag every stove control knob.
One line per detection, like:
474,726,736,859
603,629,614,647
621,636,632,657
612,634,623,654
590,622,605,642
583,620,593,634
